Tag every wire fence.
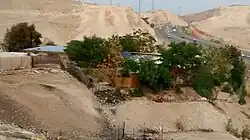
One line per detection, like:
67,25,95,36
0,55,32,71
111,122,165,140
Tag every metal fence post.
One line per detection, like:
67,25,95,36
21,56,23,68
117,125,120,140
122,122,125,138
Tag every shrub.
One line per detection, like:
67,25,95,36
130,88,143,97
64,36,108,68
161,42,203,85
193,67,215,99
139,60,172,92
120,57,139,76
227,46,246,92
119,29,158,53
203,46,233,86
98,35,124,69
1,22,42,52
44,40,56,46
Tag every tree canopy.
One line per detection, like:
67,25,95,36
64,36,108,68
1,22,42,52
64,28,247,103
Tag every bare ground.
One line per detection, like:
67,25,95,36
0,67,106,139
0,66,249,139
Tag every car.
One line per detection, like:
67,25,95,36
167,34,171,38
172,28,176,32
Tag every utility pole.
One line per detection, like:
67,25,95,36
138,0,141,24
178,6,181,17
152,0,154,13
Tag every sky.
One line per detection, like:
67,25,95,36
84,0,250,14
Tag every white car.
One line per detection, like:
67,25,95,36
167,34,171,38
172,28,176,32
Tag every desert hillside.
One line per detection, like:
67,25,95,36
142,10,188,26
182,5,250,47
74,4,155,40
0,0,155,45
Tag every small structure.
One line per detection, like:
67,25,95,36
0,52,32,71
23,45,67,67
24,45,65,53
111,51,162,88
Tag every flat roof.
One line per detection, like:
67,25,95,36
0,52,28,57
24,45,65,53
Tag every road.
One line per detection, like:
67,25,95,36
155,24,250,59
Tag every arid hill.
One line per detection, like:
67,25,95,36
142,10,188,26
182,5,250,48
0,0,155,45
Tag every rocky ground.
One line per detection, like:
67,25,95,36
0,66,108,139
0,122,45,140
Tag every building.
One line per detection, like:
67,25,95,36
23,45,67,67
0,52,32,71
23,45,65,53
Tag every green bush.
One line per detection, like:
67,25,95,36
139,60,172,92
119,34,139,52
161,42,203,84
130,88,143,97
64,36,108,68
193,67,215,99
119,29,158,53
1,22,42,52
203,46,233,86
120,57,139,76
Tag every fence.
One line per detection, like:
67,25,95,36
0,53,32,71
32,53,61,65
111,122,165,140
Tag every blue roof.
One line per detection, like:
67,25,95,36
24,45,65,53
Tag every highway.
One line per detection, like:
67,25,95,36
155,24,250,59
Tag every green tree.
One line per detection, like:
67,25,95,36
119,29,158,53
226,45,247,104
139,60,171,92
203,46,233,86
64,36,108,68
120,57,139,76
226,45,246,91
1,22,42,52
193,66,215,99
161,42,203,84
119,34,138,52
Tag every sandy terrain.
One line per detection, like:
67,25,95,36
0,0,155,45
142,10,188,26
74,4,155,40
165,132,240,140
0,122,45,139
103,97,249,139
182,5,250,48
114,99,228,133
0,67,105,139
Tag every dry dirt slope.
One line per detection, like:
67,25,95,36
182,5,250,48
142,10,188,26
0,0,155,45
0,68,106,139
